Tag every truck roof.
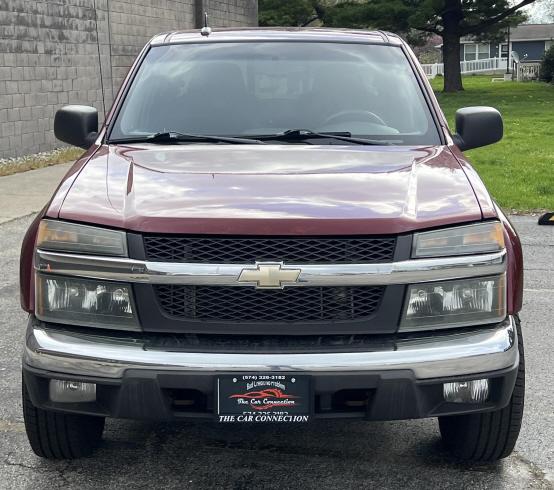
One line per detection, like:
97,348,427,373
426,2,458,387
150,27,405,47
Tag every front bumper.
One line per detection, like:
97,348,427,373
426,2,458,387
23,316,519,421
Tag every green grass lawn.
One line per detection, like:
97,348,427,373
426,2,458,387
431,75,554,212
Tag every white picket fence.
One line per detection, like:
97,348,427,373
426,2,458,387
422,57,506,78
517,62,541,81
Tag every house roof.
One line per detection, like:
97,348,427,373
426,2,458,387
461,23,554,43
510,23,554,41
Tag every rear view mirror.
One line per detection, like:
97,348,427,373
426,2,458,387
453,107,503,151
54,105,98,149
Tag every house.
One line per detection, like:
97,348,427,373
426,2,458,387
460,23,554,63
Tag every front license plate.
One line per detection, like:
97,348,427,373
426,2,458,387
216,374,311,423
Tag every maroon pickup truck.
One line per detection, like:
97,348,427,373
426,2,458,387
20,28,524,462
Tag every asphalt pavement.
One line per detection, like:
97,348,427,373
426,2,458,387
0,166,552,489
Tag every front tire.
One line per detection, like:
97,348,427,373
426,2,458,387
22,376,105,459
439,317,525,462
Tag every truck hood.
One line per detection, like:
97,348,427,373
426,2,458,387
55,144,487,235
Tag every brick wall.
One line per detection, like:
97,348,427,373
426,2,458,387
0,0,258,159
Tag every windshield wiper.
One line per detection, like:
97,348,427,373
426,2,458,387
110,131,266,145
250,129,393,145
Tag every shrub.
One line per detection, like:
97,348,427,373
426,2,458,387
541,45,554,83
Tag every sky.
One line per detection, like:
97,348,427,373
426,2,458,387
524,0,554,22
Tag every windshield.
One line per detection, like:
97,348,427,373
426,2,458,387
110,42,441,145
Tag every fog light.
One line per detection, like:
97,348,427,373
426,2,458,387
49,380,96,403
443,379,489,403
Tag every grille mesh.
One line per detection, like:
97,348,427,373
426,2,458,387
143,236,396,264
154,285,384,323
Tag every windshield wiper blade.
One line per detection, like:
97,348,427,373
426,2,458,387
253,129,392,146
110,131,266,145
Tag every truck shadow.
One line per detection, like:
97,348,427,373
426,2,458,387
42,418,514,489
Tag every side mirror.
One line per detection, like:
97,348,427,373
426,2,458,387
453,106,503,151
54,105,98,149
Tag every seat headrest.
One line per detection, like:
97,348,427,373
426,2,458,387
187,62,247,96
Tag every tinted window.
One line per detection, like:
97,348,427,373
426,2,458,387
110,42,440,145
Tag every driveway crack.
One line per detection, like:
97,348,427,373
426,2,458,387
2,452,72,487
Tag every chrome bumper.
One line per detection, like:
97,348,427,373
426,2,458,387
24,317,518,380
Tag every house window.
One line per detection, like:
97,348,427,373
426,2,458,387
500,44,509,58
464,43,490,61
478,43,490,59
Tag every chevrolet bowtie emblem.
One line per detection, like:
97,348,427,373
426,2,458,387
238,262,301,289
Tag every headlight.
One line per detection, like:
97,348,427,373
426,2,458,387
37,220,127,256
413,222,504,258
400,275,506,332
35,274,139,331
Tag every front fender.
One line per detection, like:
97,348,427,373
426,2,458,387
19,145,99,313
496,205,524,314
19,212,44,312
